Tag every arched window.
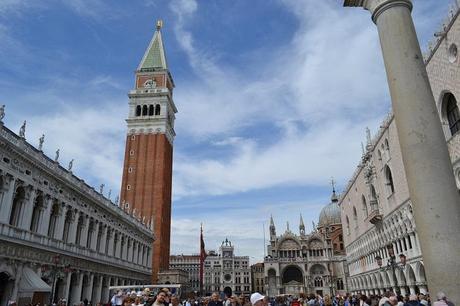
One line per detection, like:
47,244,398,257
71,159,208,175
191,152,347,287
48,201,59,238
105,229,111,255
353,206,358,229
30,193,44,233
385,165,395,194
445,93,460,135
362,195,368,217
142,105,148,116
384,139,389,151
155,104,161,116
75,215,84,245
96,224,103,252
62,209,73,242
149,105,154,116
113,233,119,257
314,277,323,287
9,186,25,227
120,236,125,259
337,279,344,290
136,105,141,117
370,184,379,211
86,219,94,248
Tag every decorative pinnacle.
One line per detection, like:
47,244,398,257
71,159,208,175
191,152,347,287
156,19,163,30
330,177,336,193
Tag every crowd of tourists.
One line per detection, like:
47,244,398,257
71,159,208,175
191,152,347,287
8,289,454,306
104,289,455,306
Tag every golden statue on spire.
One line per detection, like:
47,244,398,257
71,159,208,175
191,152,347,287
156,19,163,30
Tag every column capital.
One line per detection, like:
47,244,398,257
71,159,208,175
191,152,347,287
344,0,412,23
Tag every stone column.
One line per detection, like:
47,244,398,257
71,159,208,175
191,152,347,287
90,221,100,250
92,275,103,304
19,186,35,230
101,277,110,304
38,195,53,236
63,272,72,303
343,0,460,300
54,204,67,240
409,286,416,295
99,225,107,254
10,263,24,302
82,273,94,301
400,287,407,296
107,230,115,256
68,210,78,243
80,215,89,247
0,175,16,224
70,272,83,306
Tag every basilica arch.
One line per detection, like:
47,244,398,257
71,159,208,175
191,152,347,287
281,265,304,294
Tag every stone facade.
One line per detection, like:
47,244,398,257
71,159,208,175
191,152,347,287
0,123,153,306
339,4,460,296
203,239,251,296
169,255,200,294
120,22,177,282
251,263,264,293
264,195,347,297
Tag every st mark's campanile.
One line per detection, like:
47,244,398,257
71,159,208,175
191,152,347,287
120,20,177,282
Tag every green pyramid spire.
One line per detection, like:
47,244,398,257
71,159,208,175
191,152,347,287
138,20,168,71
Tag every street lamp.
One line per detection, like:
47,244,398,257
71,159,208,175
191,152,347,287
41,255,74,305
375,244,406,294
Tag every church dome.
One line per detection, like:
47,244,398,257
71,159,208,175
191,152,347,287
318,199,341,227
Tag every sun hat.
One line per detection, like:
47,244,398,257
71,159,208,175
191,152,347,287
250,293,265,305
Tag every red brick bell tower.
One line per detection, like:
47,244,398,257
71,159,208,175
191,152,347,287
120,20,177,282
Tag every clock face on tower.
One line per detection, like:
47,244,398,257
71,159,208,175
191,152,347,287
144,79,157,88
224,274,232,282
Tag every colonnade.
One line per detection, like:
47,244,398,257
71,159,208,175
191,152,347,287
0,172,152,269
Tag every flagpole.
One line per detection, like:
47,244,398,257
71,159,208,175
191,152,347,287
263,222,266,259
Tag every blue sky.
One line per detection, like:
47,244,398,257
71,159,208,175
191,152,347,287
0,0,454,262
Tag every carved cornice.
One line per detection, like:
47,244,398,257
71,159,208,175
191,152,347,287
343,0,413,24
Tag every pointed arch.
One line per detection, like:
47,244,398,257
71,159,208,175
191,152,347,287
142,105,148,116
415,262,426,282
148,104,154,116
353,206,358,228
362,195,368,217
405,264,416,286
136,105,141,117
384,165,395,194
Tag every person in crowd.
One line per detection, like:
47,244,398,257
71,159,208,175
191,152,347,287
308,295,319,306
359,295,369,306
388,296,398,306
171,295,183,306
153,291,168,306
434,292,454,306
323,295,333,306
250,293,267,306
112,291,124,306
419,295,428,306
209,293,224,306
404,295,421,306
123,297,134,306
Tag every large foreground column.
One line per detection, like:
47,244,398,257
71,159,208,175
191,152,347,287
343,0,460,300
